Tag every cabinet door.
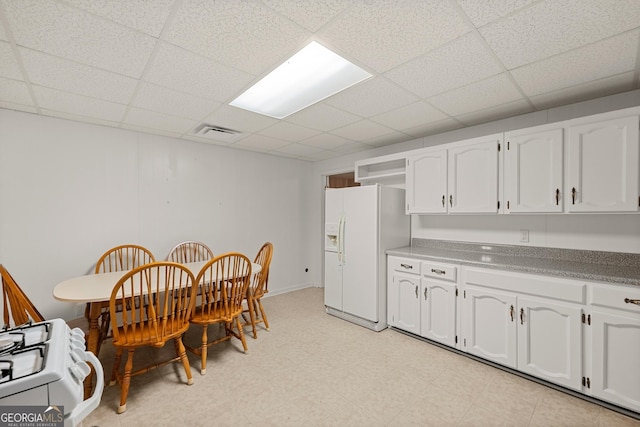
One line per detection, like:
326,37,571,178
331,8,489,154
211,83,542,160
389,273,420,334
591,310,640,412
448,137,501,213
463,286,517,368
505,128,563,213
421,280,456,347
406,149,447,213
567,115,639,212
517,297,582,390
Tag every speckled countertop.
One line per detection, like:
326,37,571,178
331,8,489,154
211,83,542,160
386,239,640,287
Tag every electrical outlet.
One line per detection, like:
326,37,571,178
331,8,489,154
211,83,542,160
519,229,529,243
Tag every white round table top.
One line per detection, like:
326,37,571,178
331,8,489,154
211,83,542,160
53,260,261,303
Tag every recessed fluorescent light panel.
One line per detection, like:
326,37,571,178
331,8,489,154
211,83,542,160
230,41,372,119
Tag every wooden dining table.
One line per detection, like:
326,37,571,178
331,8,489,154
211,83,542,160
53,259,261,396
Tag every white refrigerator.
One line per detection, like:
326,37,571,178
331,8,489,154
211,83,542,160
324,184,410,331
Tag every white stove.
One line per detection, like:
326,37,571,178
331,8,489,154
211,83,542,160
0,319,103,427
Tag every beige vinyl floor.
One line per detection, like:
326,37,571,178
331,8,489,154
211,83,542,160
83,287,640,427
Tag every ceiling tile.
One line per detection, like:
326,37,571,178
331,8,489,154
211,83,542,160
121,123,182,139
202,105,277,134
258,121,321,142
62,0,175,37
456,0,537,27
529,72,636,110
385,32,503,98
370,101,449,130
299,133,354,150
2,0,157,77
319,0,470,73
32,85,126,122
300,150,342,161
429,74,524,116
40,108,121,127
272,142,325,157
403,117,464,138
455,99,533,125
19,47,137,104
511,31,639,96
131,82,219,121
164,0,309,75
330,140,372,154
325,76,419,117
124,106,197,134
0,76,32,105
331,119,396,141
285,103,361,131
0,41,21,80
144,42,255,102
233,133,291,151
260,0,353,32
0,100,36,113
480,0,640,68
363,131,412,148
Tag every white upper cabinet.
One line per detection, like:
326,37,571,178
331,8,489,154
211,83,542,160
406,149,447,213
567,114,639,213
504,127,564,213
448,135,501,213
406,134,502,214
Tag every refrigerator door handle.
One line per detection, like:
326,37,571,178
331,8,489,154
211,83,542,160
338,213,346,264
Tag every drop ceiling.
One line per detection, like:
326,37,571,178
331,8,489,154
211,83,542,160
1,0,639,161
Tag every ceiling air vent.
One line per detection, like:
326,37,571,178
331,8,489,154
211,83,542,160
192,123,242,143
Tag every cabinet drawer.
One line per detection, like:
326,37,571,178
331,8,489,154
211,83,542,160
422,262,457,282
388,257,421,275
590,283,640,314
464,268,586,303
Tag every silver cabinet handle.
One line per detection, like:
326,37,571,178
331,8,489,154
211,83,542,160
624,298,640,306
415,285,418,298
509,305,514,322
520,308,525,325
424,287,428,300
431,268,446,276
400,263,413,269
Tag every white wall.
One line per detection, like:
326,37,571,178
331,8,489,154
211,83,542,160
0,109,320,320
315,90,640,254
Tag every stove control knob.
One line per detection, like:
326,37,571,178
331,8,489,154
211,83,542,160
71,348,87,363
69,360,91,383
70,328,86,344
70,338,85,353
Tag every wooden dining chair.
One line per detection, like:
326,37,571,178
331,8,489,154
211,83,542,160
90,244,156,352
242,242,273,339
166,241,213,263
1,264,45,328
108,262,196,414
188,253,252,375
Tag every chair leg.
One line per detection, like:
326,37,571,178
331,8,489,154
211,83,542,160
200,326,208,375
174,337,193,385
235,316,248,353
117,349,135,414
247,297,258,339
257,298,269,331
110,347,123,386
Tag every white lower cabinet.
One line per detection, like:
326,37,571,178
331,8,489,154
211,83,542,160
387,257,421,334
462,269,584,390
590,310,640,411
463,286,517,368
421,262,458,347
587,283,640,412
387,257,640,414
517,297,583,391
